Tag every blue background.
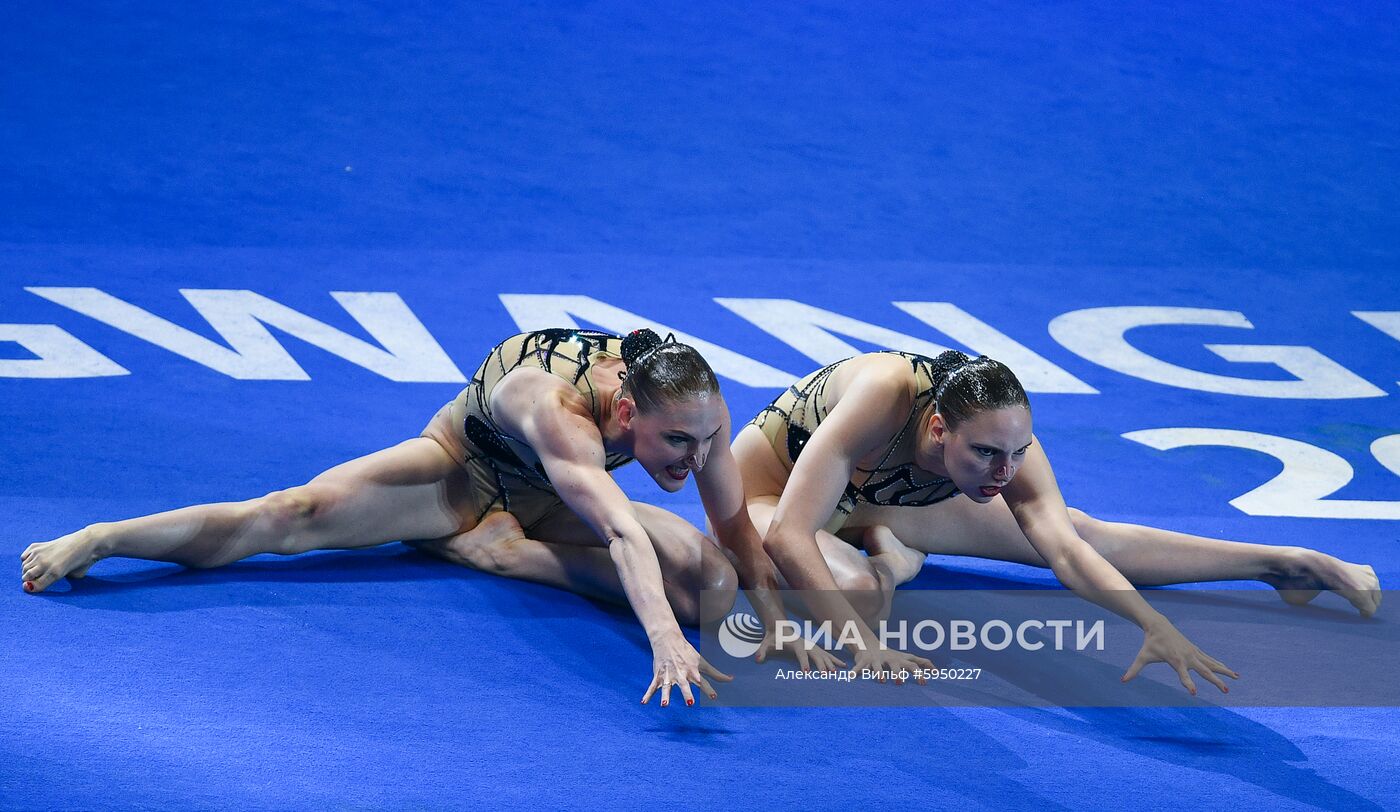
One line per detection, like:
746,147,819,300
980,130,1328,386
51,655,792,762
3,2,1398,809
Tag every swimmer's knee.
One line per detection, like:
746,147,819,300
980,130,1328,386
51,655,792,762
705,550,738,596
256,486,339,553
696,545,739,625
259,487,322,522
1066,507,1102,536
838,568,883,621
841,568,880,595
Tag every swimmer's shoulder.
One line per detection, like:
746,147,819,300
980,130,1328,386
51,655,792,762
822,352,920,419
489,366,596,441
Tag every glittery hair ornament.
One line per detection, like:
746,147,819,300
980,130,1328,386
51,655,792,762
930,350,1030,429
619,328,720,412
621,328,676,369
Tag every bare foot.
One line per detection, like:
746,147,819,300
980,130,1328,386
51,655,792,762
21,528,103,594
407,511,526,571
1262,548,1382,617
860,525,927,626
862,525,926,586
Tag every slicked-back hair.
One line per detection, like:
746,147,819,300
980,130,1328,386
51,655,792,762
619,329,720,413
928,350,1030,428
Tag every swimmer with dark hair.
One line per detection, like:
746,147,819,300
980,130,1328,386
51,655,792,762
726,351,1380,695
23,328,915,704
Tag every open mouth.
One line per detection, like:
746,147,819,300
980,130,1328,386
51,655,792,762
665,464,689,481
979,485,1003,497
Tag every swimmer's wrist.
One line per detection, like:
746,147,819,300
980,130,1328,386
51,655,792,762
743,566,781,594
645,625,685,647
750,596,787,631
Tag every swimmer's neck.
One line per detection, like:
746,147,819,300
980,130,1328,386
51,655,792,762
912,406,952,477
596,377,632,456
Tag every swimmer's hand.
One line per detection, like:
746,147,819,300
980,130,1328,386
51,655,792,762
1122,621,1238,695
754,627,847,673
641,633,731,707
849,645,934,685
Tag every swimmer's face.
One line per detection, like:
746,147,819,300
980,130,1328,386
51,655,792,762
935,406,1033,503
620,392,727,492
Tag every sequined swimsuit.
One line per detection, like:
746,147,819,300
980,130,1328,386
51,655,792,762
422,329,634,531
749,352,961,533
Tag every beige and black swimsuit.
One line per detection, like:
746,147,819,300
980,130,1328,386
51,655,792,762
422,329,635,531
749,352,962,534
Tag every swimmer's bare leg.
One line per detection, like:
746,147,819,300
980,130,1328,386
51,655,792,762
410,512,628,605
21,495,310,593
21,438,472,593
413,506,739,627
1066,511,1382,617
866,498,1381,617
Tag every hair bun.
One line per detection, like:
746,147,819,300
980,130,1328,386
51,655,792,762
931,349,972,372
930,350,973,400
621,328,665,367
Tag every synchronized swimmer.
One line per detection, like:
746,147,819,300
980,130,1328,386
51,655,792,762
729,350,1378,693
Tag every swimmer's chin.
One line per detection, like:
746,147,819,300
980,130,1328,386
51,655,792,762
649,467,689,492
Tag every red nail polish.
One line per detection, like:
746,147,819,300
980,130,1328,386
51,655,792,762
686,699,694,706
23,582,33,592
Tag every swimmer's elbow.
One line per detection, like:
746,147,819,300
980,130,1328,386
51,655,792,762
597,510,646,549
1046,543,1098,589
760,522,806,563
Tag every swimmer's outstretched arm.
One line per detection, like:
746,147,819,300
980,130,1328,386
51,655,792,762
694,405,844,672
1003,440,1239,695
497,371,727,707
761,364,934,679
